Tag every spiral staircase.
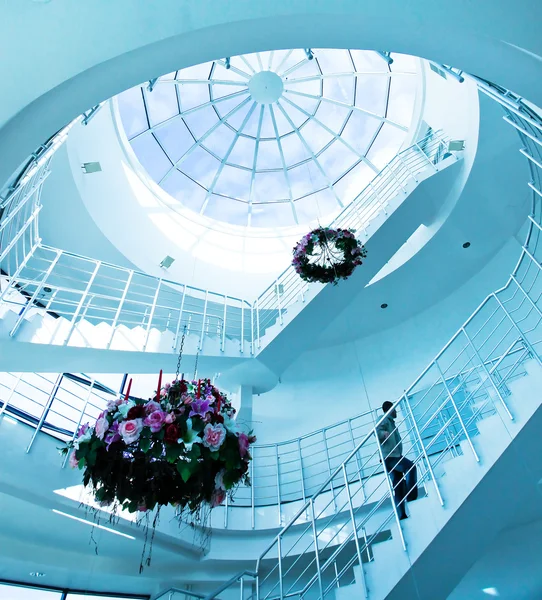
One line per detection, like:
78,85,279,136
1,61,542,600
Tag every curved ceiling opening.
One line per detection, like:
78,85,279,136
116,49,419,231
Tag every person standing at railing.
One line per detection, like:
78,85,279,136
376,401,418,520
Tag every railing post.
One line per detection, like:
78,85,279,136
241,302,245,354
256,299,261,349
493,293,542,366
224,493,229,529
143,279,162,351
221,297,227,352
434,361,480,461
401,395,444,506
309,498,324,600
250,458,255,530
250,303,255,355
26,374,63,453
173,284,187,350
342,464,368,598
347,419,366,501
323,430,337,511
461,327,514,421
277,534,284,600
276,284,283,326
64,261,101,346
199,291,209,351
275,445,282,526
297,438,306,504
375,428,407,550
10,248,62,338
105,270,134,350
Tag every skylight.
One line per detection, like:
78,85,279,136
116,49,418,229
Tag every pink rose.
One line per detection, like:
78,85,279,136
202,423,226,451
95,417,109,440
211,489,226,508
164,382,171,391
238,432,250,458
144,400,161,414
119,419,143,444
165,412,175,424
137,505,148,513
69,450,79,469
107,397,123,412
144,410,167,433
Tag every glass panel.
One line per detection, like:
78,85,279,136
177,82,210,112
144,85,179,126
161,170,208,212
154,119,195,163
0,584,61,600
117,87,148,138
366,123,403,170
116,48,417,228
130,134,172,181
390,53,418,73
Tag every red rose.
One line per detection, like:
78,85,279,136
127,405,146,420
164,424,180,445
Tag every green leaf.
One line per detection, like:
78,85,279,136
78,458,86,470
139,438,151,453
151,442,163,458
180,466,192,483
189,444,201,459
209,451,220,460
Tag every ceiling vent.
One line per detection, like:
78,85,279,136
81,162,102,174
160,255,175,269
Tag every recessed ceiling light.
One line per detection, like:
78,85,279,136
29,572,46,577
482,588,499,597
463,241,471,248
381,303,388,309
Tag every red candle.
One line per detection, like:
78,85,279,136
124,378,132,402
156,369,163,401
197,379,201,399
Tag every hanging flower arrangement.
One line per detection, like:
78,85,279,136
63,373,256,516
292,227,367,285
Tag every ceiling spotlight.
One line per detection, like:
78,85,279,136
482,588,499,597
462,241,471,248
304,49,314,60
381,303,388,309
225,57,231,69
29,572,46,577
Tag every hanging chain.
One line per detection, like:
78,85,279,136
175,326,187,382
193,350,200,380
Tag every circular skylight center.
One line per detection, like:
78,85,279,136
116,49,419,229
248,70,284,104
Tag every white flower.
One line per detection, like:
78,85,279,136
215,470,226,491
182,418,201,451
223,414,239,434
73,429,92,449
117,400,135,419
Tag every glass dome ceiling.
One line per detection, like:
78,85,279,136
117,49,418,229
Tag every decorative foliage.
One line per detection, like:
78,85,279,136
63,375,255,516
292,227,367,285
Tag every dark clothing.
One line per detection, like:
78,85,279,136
384,456,418,519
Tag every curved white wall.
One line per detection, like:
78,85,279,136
1,1,541,191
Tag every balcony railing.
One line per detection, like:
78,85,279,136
0,129,458,355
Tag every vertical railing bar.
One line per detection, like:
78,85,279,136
322,429,337,511
401,395,444,505
241,301,245,354
275,445,282,526
26,374,63,453
62,378,96,467
342,464,368,598
105,270,134,350
199,291,209,351
277,534,284,600
434,361,480,461
297,439,306,504
309,498,324,600
173,284,187,350
347,419,366,502
222,296,227,352
251,458,255,530
64,261,101,346
9,248,62,337
461,327,514,421
142,279,162,351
